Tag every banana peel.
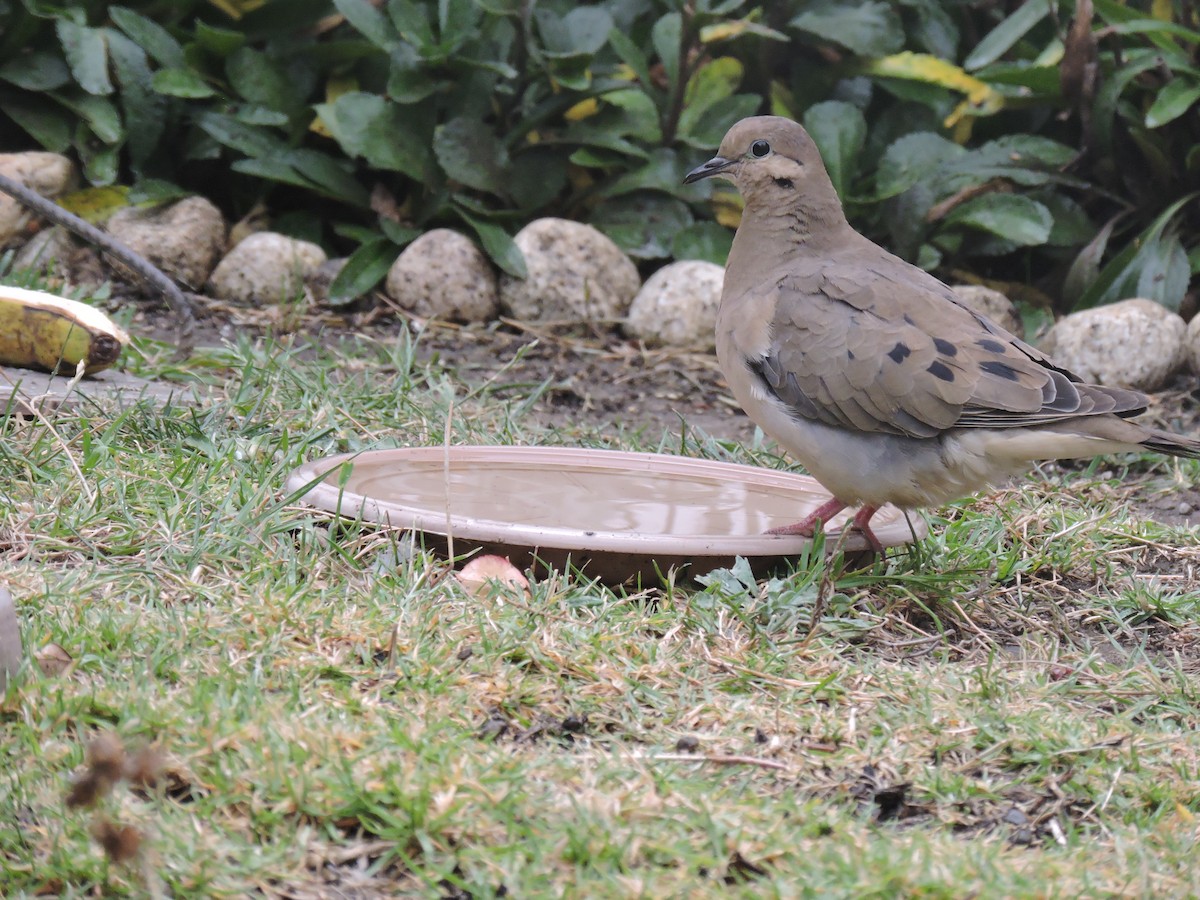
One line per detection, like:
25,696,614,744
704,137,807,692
0,286,129,375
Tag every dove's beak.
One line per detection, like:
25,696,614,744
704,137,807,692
684,155,735,184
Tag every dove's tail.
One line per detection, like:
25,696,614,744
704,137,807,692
1143,431,1200,460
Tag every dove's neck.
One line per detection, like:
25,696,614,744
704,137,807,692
724,191,851,295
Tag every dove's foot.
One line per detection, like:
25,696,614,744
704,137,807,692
767,499,884,554
850,505,884,554
766,498,846,537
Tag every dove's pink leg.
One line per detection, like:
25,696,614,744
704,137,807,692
766,498,846,537
767,499,885,554
850,505,884,554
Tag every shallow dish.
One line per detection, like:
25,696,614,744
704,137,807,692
285,446,926,584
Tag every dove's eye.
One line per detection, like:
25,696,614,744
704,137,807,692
750,140,771,158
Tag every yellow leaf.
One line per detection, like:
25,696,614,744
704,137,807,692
712,189,744,229
700,21,750,43
205,0,267,19
565,98,600,121
614,63,638,82
1152,0,1173,21
57,186,131,223
859,52,1006,127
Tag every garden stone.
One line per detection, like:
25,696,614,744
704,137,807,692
499,218,639,324
208,232,327,306
1185,313,1200,378
952,284,1023,337
1042,298,1186,391
0,152,77,248
105,196,226,289
386,229,498,323
624,260,724,349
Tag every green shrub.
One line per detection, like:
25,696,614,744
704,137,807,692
0,1,1196,312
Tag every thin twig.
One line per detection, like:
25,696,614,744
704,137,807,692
642,753,788,770
0,172,196,355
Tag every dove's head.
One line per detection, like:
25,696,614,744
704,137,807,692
684,116,843,218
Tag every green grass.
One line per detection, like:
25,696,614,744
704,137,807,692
2,326,1199,898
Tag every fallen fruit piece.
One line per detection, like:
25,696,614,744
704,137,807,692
456,555,530,597
0,286,130,374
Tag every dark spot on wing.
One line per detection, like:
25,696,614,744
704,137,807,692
980,360,1020,381
847,349,855,359
903,313,916,326
887,342,911,364
927,360,954,382
933,337,957,357
773,177,794,189
977,338,1007,354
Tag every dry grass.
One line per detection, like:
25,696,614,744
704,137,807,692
1,325,1199,898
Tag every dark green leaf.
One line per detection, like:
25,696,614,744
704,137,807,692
107,30,165,170
51,92,121,143
110,6,185,68
439,0,481,39
590,193,693,259
1062,217,1116,309
288,149,370,207
227,48,301,118
607,26,651,89
598,148,686,200
79,138,118,185
231,158,317,191
433,116,508,195
652,13,682,91
152,68,216,98
790,1,904,57
676,93,760,148
233,105,289,127
962,1,1050,71
387,0,434,45
380,219,421,244
537,7,612,58
1036,191,1095,248
197,112,286,157
1145,77,1200,129
678,57,741,134
902,0,958,58
1075,195,1197,309
0,52,71,90
56,20,112,95
387,43,440,103
315,92,433,182
803,100,867,200
671,221,732,265
193,21,246,56
943,194,1052,246
129,178,191,205
457,209,526,277
0,98,72,151
333,0,397,47
327,236,396,305
508,149,567,210
875,132,962,198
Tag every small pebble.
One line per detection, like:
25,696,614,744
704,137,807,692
1177,501,1193,516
